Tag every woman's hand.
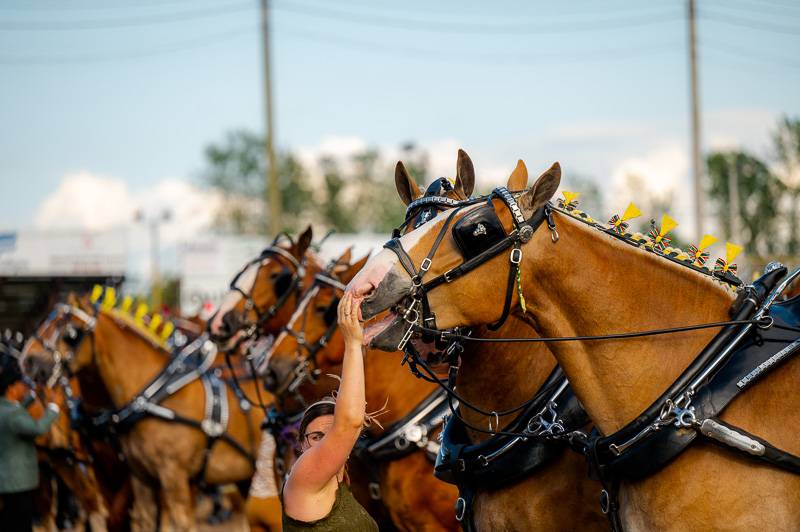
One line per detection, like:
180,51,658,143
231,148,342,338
338,292,363,345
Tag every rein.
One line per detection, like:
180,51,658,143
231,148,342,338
269,272,346,404
218,239,307,350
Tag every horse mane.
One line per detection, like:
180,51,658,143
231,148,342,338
89,285,175,353
552,193,743,294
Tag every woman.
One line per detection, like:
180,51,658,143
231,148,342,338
281,292,379,531
0,348,59,532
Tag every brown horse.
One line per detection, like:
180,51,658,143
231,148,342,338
266,252,459,531
393,153,605,530
208,226,323,352
352,159,800,530
23,296,268,531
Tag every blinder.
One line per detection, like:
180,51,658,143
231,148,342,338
452,203,508,260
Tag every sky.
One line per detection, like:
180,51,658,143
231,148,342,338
0,0,798,283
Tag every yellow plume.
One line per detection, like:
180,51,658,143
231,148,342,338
120,295,133,313
698,234,718,252
134,303,149,325
562,191,580,205
148,314,163,332
90,285,104,304
620,202,641,222
160,322,175,340
725,242,743,267
659,214,678,237
101,287,117,310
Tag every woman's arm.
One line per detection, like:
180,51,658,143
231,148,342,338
284,292,366,494
9,402,59,438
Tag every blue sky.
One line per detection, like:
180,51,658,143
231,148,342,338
1,0,798,237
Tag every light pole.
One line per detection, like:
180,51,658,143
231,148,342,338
134,209,172,309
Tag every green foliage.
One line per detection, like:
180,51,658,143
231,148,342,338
772,116,800,254
202,130,312,234
706,150,784,257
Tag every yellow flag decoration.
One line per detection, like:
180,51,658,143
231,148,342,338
648,214,678,252
134,303,149,325
160,322,175,340
714,242,743,276
608,202,641,234
687,234,718,267
90,285,104,304
101,287,116,310
120,295,133,314
621,202,641,221
559,191,580,210
148,314,163,332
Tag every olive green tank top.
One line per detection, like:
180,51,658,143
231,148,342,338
282,482,379,532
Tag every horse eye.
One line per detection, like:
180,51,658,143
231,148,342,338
315,305,328,314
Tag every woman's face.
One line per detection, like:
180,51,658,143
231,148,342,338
301,414,334,451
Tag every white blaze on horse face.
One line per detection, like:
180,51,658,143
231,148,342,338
209,260,262,335
347,204,481,297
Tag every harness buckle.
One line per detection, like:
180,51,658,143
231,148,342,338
455,497,467,522
443,269,456,283
419,257,432,273
398,325,415,351
510,248,522,264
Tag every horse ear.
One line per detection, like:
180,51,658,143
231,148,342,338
454,149,475,197
519,162,561,215
395,162,422,206
332,247,353,275
294,225,313,259
339,254,370,285
506,160,528,191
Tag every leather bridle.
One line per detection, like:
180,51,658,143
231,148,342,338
383,187,556,348
217,237,307,349
268,272,346,403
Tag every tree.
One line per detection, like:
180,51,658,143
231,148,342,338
773,116,800,255
706,150,784,257
202,130,313,234
319,156,356,233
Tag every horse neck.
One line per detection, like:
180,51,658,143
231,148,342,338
363,347,437,429
457,314,557,443
91,314,172,408
523,213,735,433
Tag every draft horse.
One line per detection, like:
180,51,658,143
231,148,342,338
352,159,800,530
23,294,267,531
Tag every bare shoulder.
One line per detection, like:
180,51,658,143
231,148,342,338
283,474,339,522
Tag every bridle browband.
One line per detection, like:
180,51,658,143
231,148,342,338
384,186,555,348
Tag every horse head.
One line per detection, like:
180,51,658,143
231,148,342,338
208,226,320,352
22,293,98,385
350,159,561,350
264,249,368,404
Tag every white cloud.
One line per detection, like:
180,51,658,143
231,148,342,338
35,172,134,231
33,172,225,288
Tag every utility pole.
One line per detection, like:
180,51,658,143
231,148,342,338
688,0,703,241
261,0,281,235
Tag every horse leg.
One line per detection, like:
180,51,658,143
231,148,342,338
245,495,283,532
129,475,158,532
157,466,196,532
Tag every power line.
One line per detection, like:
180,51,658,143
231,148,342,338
705,0,800,19
276,26,679,66
702,40,800,70
0,25,255,65
272,1,684,35
701,8,800,36
280,0,679,18
0,2,253,31
0,0,211,11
